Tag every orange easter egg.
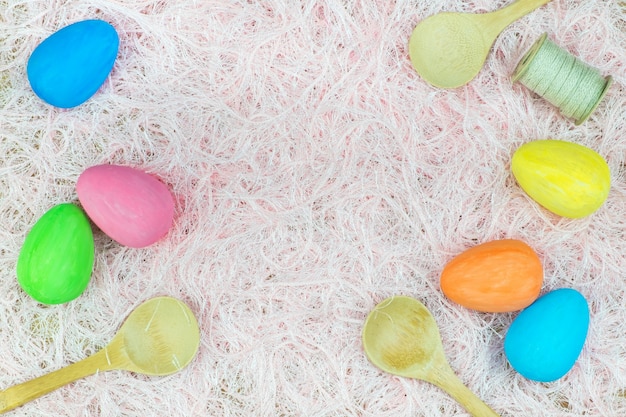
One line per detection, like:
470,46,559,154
440,239,543,313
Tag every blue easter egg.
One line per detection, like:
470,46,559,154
504,288,589,382
27,19,119,108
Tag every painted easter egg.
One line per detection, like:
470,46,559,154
440,239,543,312
76,164,175,248
27,19,119,108
504,288,589,382
512,139,610,218
17,203,95,304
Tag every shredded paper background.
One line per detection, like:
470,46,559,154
0,1,625,416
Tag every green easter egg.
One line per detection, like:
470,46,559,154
17,203,95,304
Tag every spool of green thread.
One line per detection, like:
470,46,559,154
512,33,612,125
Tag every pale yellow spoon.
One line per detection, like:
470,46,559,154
409,0,553,88
0,296,200,414
362,296,500,417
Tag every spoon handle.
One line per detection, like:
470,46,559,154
431,365,501,417
485,0,553,36
0,349,112,414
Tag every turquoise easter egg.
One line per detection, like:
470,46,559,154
504,288,589,382
17,203,95,304
27,19,119,108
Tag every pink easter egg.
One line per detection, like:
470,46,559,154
76,164,174,248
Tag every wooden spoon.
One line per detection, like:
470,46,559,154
408,0,553,88
362,296,500,417
0,296,200,413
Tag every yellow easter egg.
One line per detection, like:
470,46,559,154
512,140,610,218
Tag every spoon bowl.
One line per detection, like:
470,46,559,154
409,0,553,88
117,296,200,375
362,296,500,417
0,296,200,413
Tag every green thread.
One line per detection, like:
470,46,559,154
512,33,612,125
